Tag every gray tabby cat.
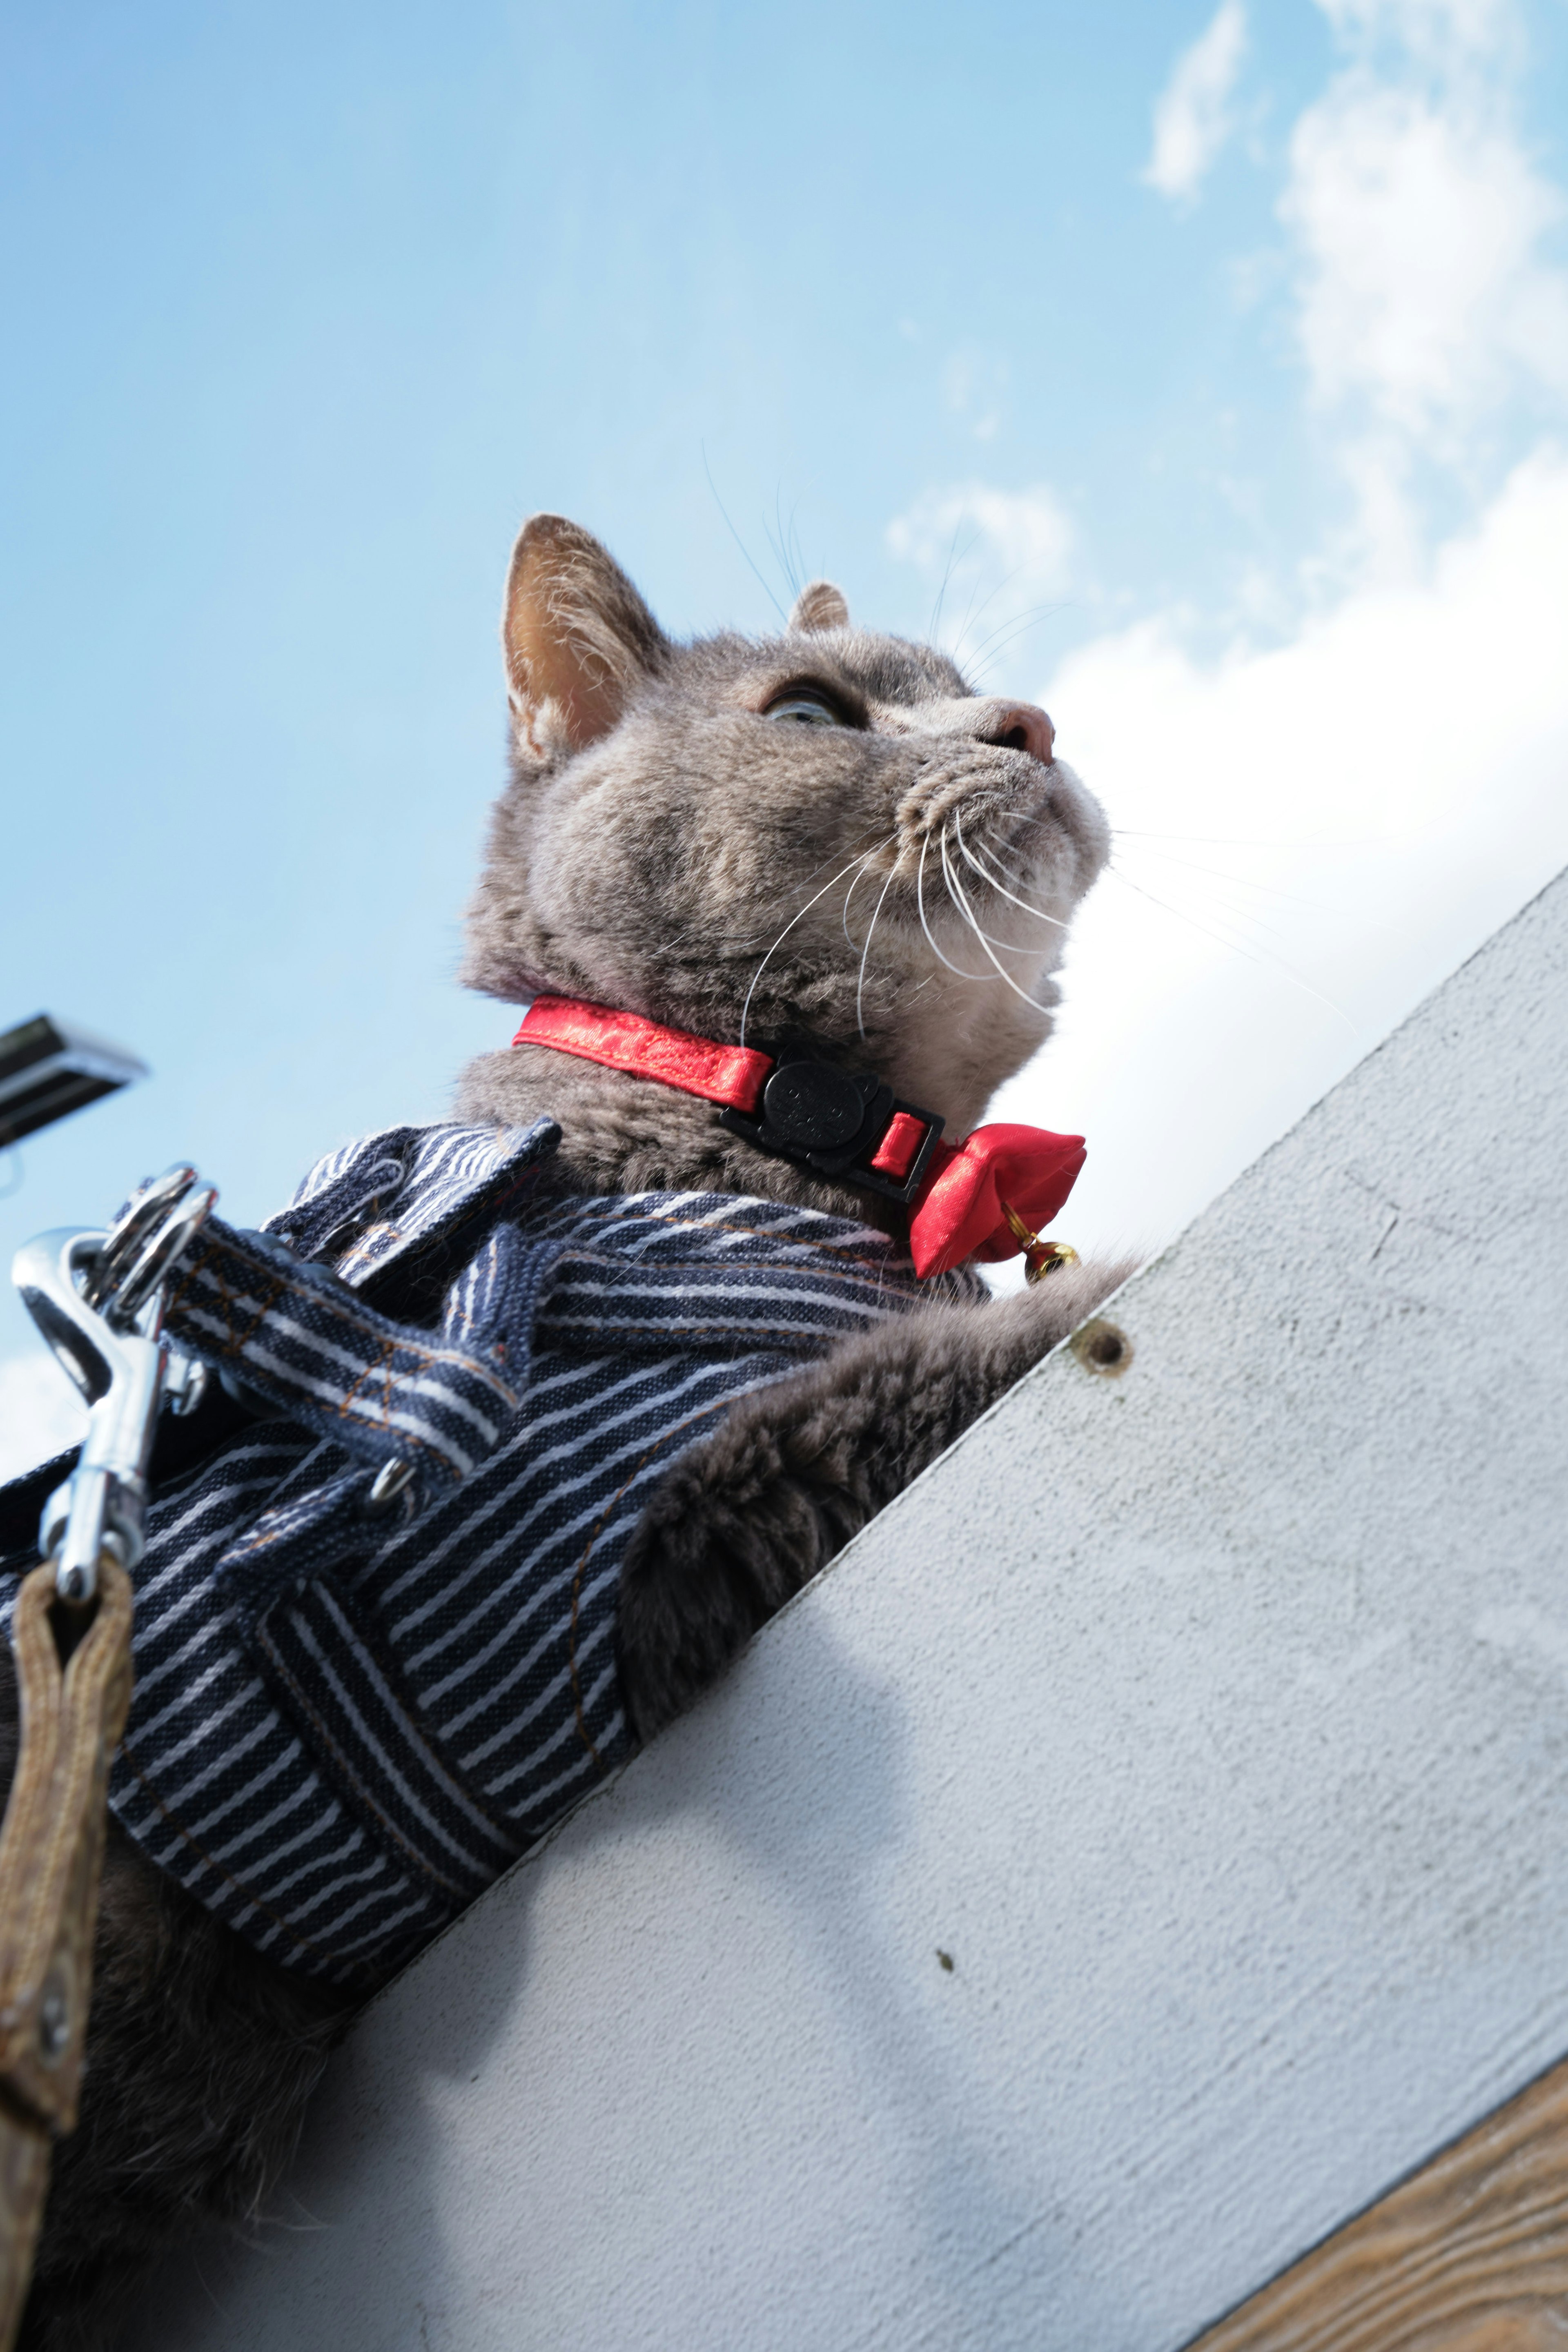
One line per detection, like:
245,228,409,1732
4,516,1129,2348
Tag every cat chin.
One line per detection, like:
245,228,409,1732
1036,757,1113,889
963,760,1109,913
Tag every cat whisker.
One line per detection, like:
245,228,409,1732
968,822,1070,910
1103,866,1357,1032
1110,855,1310,949
1111,827,1388,848
764,486,806,604
841,841,891,951
701,445,788,625
946,559,1031,671
928,520,973,646
855,861,902,1042
989,805,1324,964
956,598,1067,682
941,849,1040,959
953,811,1070,931
739,838,889,1047
917,829,990,982
940,823,1058,1013
1111,838,1343,919
937,825,1028,966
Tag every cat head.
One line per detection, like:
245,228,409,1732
461,515,1109,1134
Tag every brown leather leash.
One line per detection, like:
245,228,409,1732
0,1169,214,2344
0,1560,132,2349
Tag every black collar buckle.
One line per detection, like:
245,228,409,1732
717,1044,944,1207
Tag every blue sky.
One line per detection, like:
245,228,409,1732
4,0,1568,1462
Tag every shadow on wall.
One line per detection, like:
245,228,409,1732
122,1602,1049,2347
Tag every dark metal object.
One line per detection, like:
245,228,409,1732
0,1017,149,1148
13,1167,217,1603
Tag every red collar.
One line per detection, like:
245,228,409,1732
512,994,1084,1281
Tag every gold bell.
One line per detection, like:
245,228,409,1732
1000,1198,1080,1286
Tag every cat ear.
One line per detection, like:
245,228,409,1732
788,580,850,634
503,515,668,753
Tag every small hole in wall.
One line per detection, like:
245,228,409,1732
1071,1319,1133,1377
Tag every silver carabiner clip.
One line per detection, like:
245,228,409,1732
12,1166,216,1605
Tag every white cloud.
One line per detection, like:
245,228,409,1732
992,447,1568,1260
1283,73,1568,439
1144,1,1249,203
1316,0,1512,67
886,484,1074,667
904,2,1568,1281
1274,0,1568,583
1250,0,1568,578
0,1351,85,1485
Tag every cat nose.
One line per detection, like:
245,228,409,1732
979,702,1055,766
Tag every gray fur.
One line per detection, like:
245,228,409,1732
10,516,1125,2346
618,1262,1133,1743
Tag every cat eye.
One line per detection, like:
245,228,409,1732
762,688,849,728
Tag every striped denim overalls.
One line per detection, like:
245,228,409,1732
1,1120,973,1989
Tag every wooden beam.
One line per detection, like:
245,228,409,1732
1189,2057,1568,2352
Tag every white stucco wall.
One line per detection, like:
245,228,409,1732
126,863,1568,2352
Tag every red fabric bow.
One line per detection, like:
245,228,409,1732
512,996,1083,1281
906,1124,1085,1279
